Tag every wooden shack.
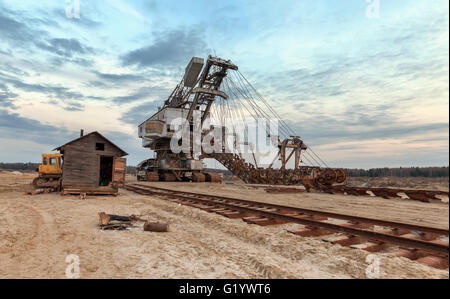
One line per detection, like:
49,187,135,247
55,131,128,195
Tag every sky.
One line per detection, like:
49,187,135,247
0,0,448,168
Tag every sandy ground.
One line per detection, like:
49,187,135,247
134,178,449,230
345,176,449,191
0,171,448,279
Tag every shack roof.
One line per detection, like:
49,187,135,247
54,131,128,156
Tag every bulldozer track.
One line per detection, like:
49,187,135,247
124,183,449,269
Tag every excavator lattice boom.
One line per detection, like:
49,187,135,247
137,56,346,187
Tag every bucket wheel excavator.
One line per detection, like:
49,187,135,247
137,56,346,188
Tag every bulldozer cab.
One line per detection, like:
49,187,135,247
39,154,63,177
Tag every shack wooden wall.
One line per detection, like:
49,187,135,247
62,134,125,187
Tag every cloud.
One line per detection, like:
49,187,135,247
0,63,30,77
85,80,108,88
106,0,151,24
120,101,161,125
0,7,95,66
0,72,104,109
50,7,102,28
0,109,77,146
0,0,447,168
112,85,170,105
297,121,449,145
36,38,94,58
244,12,449,154
62,102,85,112
0,75,83,101
0,82,18,108
121,28,209,68
0,8,44,45
49,56,93,67
93,71,144,83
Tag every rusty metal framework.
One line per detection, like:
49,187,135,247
138,56,347,186
162,56,238,124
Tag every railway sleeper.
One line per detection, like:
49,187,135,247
370,189,401,199
350,241,387,253
294,214,329,221
342,221,374,230
331,236,363,247
289,227,334,237
404,191,433,202
419,232,443,241
392,249,449,269
243,217,291,226
416,256,449,270
322,186,447,203
215,209,251,219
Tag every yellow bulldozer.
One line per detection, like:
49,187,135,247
32,153,63,189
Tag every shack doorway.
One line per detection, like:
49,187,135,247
99,156,113,186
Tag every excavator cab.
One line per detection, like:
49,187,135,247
32,154,63,189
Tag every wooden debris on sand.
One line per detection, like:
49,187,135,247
98,212,168,232
25,188,56,196
143,221,170,232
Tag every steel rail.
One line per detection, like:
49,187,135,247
125,184,449,257
326,185,449,196
127,183,449,236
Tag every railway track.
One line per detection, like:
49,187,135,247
319,185,448,203
124,183,449,270
265,186,449,203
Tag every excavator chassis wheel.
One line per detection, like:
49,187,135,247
335,168,347,184
317,169,338,185
192,172,206,182
204,173,222,183
147,172,160,182
162,173,177,182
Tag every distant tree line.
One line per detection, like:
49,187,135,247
0,162,39,171
126,166,136,174
0,163,139,174
1,163,448,178
344,167,449,178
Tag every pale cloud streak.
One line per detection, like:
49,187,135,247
0,0,448,167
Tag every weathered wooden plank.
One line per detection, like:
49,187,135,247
113,157,126,187
59,132,127,190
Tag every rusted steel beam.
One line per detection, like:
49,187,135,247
265,187,306,194
208,152,347,186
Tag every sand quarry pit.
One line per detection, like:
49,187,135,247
0,171,448,279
